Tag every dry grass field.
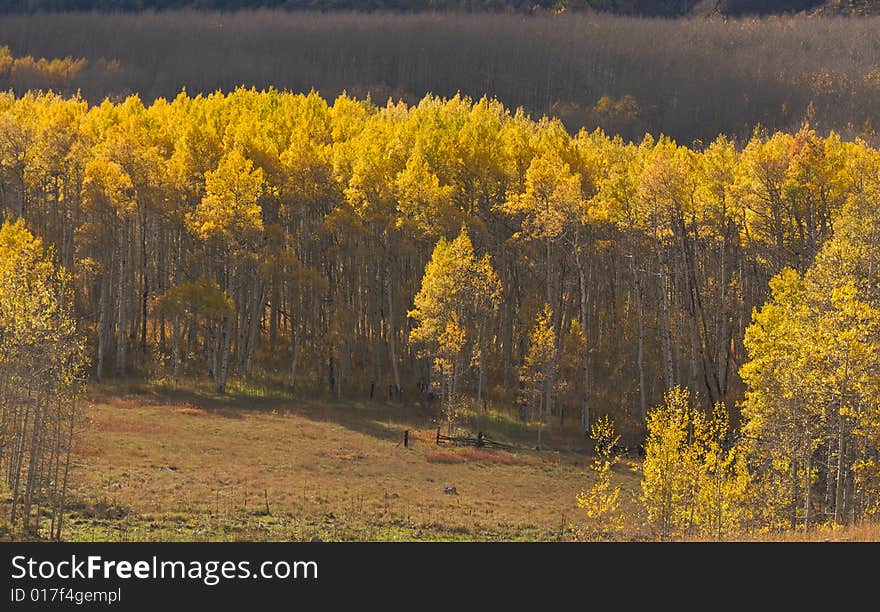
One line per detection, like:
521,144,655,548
54,381,645,542
7,380,873,542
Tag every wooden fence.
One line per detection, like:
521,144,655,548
434,428,514,450
399,428,516,451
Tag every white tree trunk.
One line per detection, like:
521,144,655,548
115,236,126,378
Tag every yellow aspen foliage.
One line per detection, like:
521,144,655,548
0,46,11,79
0,219,87,536
640,386,701,540
501,153,585,242
187,149,264,245
409,227,500,430
741,201,880,528
409,237,459,354
3,87,880,537
81,156,135,215
519,303,556,420
641,388,751,540
691,403,752,539
638,135,697,233
575,415,625,540
395,151,456,238
156,277,233,320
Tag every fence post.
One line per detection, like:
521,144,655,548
404,430,409,448
436,427,441,445
477,431,484,447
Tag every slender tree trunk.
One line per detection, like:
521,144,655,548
386,265,401,399
216,314,234,394
536,390,543,449
633,262,647,426
171,315,181,381
22,397,43,533
115,235,126,378
141,217,148,356
834,414,846,524
659,272,674,391
269,282,279,351
544,234,560,423
96,279,107,381
244,281,265,377
476,320,486,428
790,450,798,531
502,266,515,392
49,404,63,539
55,401,76,541
804,439,812,532
289,322,299,393
576,246,590,435
209,322,218,381
717,224,731,400
10,400,30,526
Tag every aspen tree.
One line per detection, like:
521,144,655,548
186,149,264,393
0,219,86,537
575,415,624,540
408,228,500,432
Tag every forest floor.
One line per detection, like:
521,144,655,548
51,380,645,542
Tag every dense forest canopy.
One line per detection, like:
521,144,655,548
0,87,871,424
2,12,880,144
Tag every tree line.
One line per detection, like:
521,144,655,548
0,87,875,427
580,132,880,535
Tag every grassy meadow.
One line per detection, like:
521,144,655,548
26,384,873,542
49,382,643,542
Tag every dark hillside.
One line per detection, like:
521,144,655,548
0,0,875,16
2,12,879,143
